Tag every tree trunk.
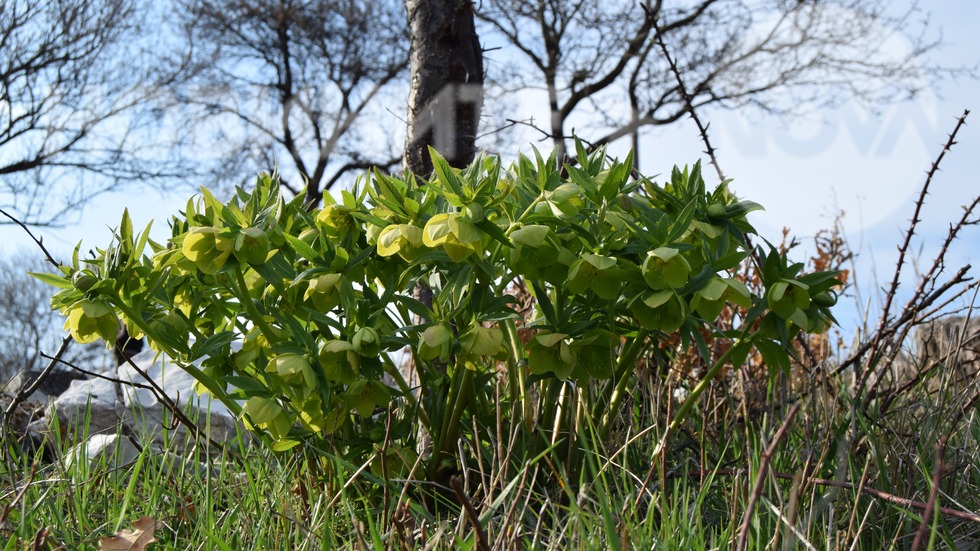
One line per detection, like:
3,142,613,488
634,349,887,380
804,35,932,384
403,0,484,175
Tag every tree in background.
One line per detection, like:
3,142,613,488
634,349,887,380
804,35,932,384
476,0,959,164
168,0,410,207
0,0,181,226
403,0,484,175
1,0,965,225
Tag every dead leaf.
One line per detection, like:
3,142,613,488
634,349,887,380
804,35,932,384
98,516,162,550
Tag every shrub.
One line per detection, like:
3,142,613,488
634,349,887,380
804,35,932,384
36,143,840,489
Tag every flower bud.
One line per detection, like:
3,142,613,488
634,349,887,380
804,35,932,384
71,271,98,292
234,227,271,265
352,326,381,357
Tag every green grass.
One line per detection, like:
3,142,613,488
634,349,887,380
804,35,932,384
2,352,978,550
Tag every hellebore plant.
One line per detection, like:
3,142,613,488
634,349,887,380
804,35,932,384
37,142,839,489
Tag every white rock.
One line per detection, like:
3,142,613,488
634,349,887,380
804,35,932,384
116,349,240,445
64,433,141,474
49,376,121,436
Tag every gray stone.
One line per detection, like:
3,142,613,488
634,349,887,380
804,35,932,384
116,349,240,445
49,375,122,435
64,433,142,482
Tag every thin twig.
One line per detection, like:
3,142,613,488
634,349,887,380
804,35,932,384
2,337,72,429
119,353,233,457
666,467,979,524
851,110,970,395
450,475,490,551
737,403,801,551
911,439,946,551
0,208,62,268
40,354,154,391
653,25,725,182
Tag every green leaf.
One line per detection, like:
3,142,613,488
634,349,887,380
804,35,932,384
30,271,72,290
191,331,237,359
429,147,466,197
271,439,302,452
283,233,320,262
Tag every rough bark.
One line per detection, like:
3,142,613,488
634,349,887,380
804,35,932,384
404,0,484,175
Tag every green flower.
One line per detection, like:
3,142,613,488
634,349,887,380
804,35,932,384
376,224,424,261
690,277,752,321
630,290,687,332
316,203,359,239
234,227,271,265
642,247,691,290
422,212,482,262
508,225,565,282
570,329,619,382
419,323,453,362
527,332,576,380
459,325,503,357
352,326,381,357
535,184,584,218
265,353,316,391
304,273,342,311
318,339,360,384
766,279,811,328
567,254,621,299
64,299,119,345
242,396,294,439
182,226,234,274
346,378,391,417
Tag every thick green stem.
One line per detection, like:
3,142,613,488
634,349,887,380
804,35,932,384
231,265,279,341
597,330,649,439
650,336,752,460
429,364,473,480
502,318,526,424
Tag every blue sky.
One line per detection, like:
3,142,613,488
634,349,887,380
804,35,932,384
3,2,978,334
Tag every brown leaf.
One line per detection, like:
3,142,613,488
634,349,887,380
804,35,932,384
98,516,162,550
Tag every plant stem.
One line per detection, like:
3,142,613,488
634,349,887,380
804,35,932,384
380,353,429,430
231,265,279,341
597,330,649,439
502,318,526,424
429,364,473,480
654,337,749,457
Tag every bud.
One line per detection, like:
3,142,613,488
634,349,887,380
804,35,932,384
463,202,484,222
71,271,98,292
706,202,727,218
234,227,271,265
352,326,381,357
